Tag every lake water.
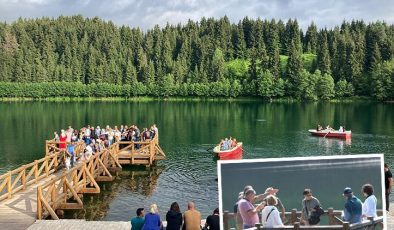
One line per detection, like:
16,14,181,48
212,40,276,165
0,101,393,221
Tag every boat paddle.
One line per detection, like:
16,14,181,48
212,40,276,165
323,131,330,138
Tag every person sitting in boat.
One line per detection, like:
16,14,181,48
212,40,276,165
222,138,229,150
317,125,323,131
219,139,226,151
232,138,238,148
326,125,333,131
228,137,233,149
339,126,344,132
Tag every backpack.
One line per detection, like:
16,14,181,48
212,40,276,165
308,205,324,225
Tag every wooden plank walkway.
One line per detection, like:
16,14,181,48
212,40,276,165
0,171,62,230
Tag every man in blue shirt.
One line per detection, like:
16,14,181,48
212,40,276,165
342,187,362,224
66,140,75,168
131,208,145,230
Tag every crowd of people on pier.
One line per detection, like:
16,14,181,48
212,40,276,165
130,202,219,230
219,137,238,151
52,124,158,169
233,183,379,229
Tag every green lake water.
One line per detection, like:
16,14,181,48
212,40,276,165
0,101,393,221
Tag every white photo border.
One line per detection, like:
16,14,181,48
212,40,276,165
217,154,386,229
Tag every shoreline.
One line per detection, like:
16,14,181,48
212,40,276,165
0,96,379,102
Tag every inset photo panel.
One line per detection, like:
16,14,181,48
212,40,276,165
218,154,386,229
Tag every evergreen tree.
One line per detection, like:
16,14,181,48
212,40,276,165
316,33,331,75
304,22,318,53
266,20,280,78
286,41,304,97
232,22,247,59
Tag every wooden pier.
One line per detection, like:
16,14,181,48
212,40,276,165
0,133,165,229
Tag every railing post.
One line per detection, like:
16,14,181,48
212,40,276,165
291,208,298,224
45,140,49,156
342,222,350,230
294,222,300,230
7,171,12,198
255,223,262,230
328,208,334,225
223,211,229,230
22,166,26,190
45,156,49,177
34,161,39,183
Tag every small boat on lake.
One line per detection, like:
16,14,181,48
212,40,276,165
213,142,243,160
308,129,351,139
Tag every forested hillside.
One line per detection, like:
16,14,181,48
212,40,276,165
0,15,393,100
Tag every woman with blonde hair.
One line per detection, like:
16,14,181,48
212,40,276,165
261,195,284,227
142,204,162,230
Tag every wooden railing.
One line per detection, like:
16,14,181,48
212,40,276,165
223,209,384,230
0,151,64,201
37,148,122,220
113,132,165,166
45,140,85,156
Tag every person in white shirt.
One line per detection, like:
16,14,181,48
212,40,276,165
261,195,284,228
361,184,377,218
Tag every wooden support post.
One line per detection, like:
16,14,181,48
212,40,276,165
7,171,12,199
63,176,67,204
343,222,350,230
290,208,298,224
149,141,154,165
223,211,229,230
37,187,43,219
294,222,300,230
73,169,78,193
51,183,56,207
328,208,334,225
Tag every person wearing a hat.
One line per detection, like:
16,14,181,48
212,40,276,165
263,187,286,220
342,187,362,224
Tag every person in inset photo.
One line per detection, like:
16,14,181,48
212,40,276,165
237,187,265,229
342,187,362,224
262,187,286,220
300,188,321,226
361,184,377,219
261,195,284,228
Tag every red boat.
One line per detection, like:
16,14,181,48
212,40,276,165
308,129,351,139
213,142,243,160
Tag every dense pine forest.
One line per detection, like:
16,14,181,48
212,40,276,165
0,15,393,100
